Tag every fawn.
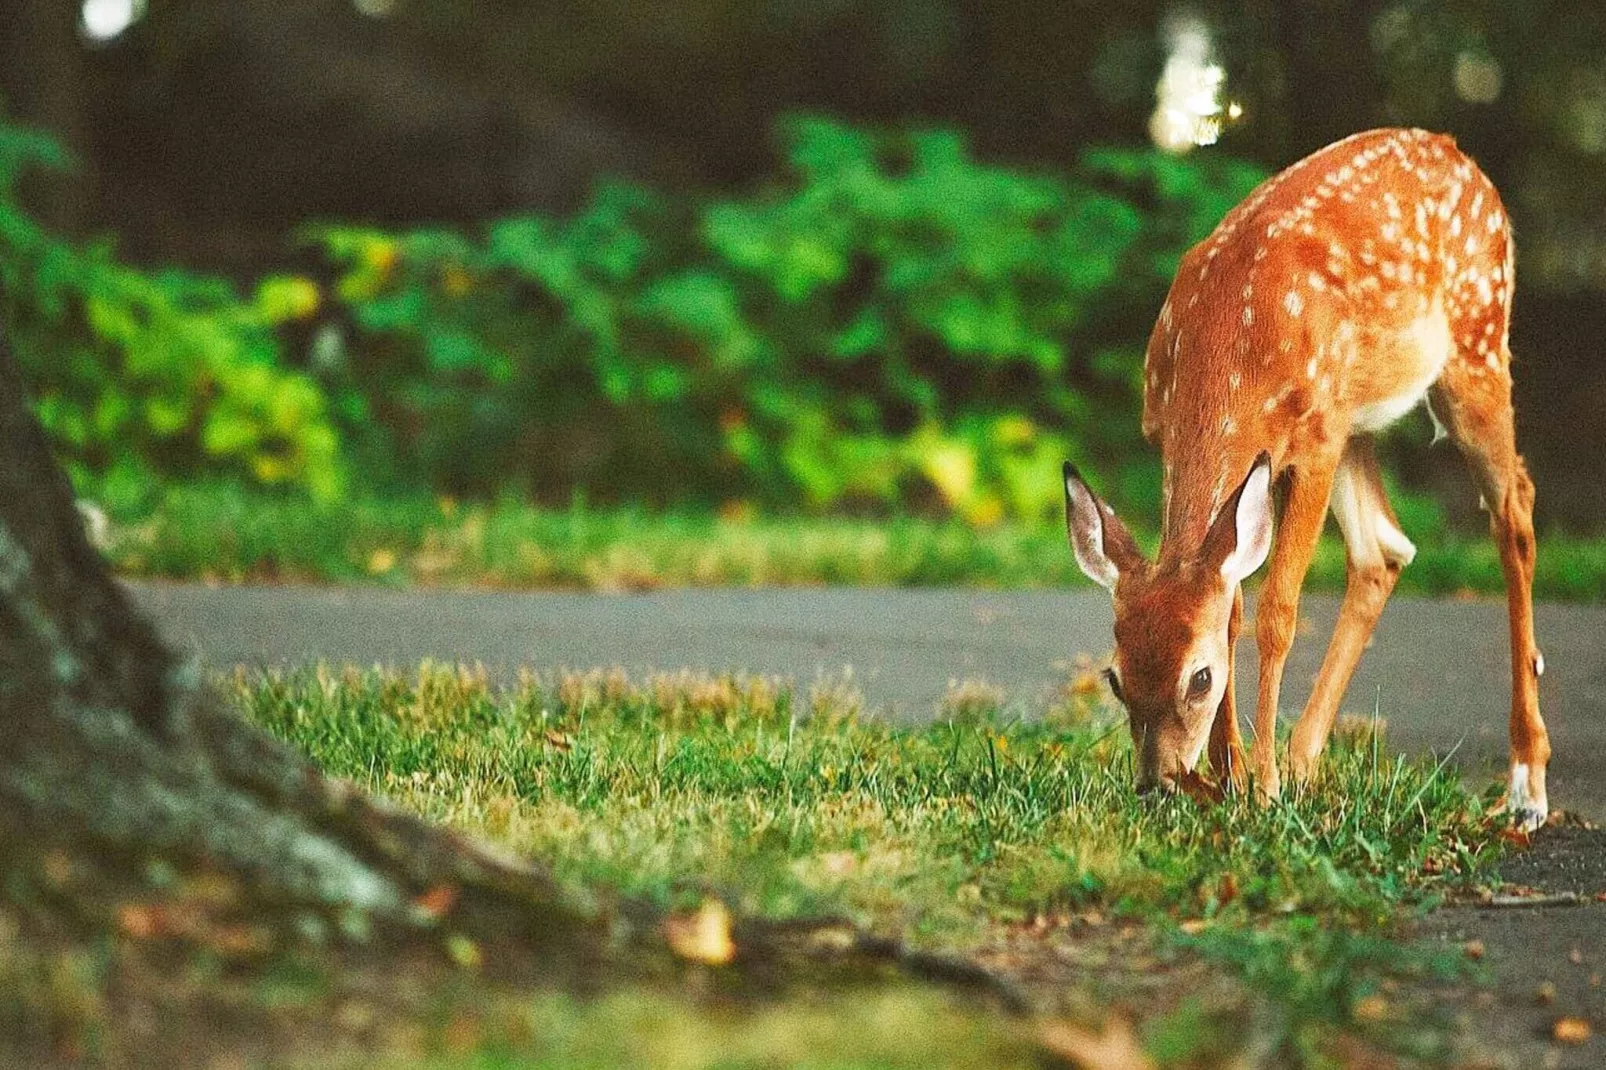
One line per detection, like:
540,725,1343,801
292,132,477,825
1064,128,1551,829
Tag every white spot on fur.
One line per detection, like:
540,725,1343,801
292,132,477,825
1284,290,1303,316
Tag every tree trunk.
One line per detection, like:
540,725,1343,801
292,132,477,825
0,318,644,980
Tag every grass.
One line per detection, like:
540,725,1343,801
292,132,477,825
98,482,1606,599
225,662,1505,1067
325,987,1046,1070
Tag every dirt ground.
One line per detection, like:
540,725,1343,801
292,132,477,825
1420,825,1606,1068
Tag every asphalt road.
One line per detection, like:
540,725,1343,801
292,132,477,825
128,581,1606,820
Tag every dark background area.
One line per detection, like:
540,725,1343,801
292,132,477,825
2,0,1604,527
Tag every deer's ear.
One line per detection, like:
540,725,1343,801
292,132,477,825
1211,452,1274,585
1064,462,1144,592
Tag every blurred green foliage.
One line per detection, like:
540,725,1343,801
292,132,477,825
316,117,1268,524
0,117,342,501
4,113,1277,526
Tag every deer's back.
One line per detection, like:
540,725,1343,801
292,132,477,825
1142,128,1514,464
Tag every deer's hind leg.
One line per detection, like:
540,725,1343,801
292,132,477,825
1429,357,1550,830
1288,437,1413,783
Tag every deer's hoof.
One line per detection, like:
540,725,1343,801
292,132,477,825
1287,753,1320,789
1509,806,1547,833
1503,762,1549,833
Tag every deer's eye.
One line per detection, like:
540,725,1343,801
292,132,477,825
1188,666,1213,700
1103,667,1125,705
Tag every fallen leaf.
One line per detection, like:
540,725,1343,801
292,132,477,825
117,903,161,939
1463,940,1486,960
820,851,857,877
413,884,459,920
1352,994,1388,1022
210,924,273,957
1535,982,1556,1005
1498,826,1531,848
665,900,735,966
1569,947,1585,965
1552,1017,1591,1045
1038,1018,1155,1070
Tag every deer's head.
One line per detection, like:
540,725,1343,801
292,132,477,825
1063,454,1273,793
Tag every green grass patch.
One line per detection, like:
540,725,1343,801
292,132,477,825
103,482,1606,600
233,664,1502,1065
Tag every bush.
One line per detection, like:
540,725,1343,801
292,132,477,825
3,113,1274,528
316,117,1268,524
0,117,342,502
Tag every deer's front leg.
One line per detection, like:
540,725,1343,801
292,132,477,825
1251,460,1338,800
1289,438,1411,783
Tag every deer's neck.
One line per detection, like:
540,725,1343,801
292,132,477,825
1157,437,1265,568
